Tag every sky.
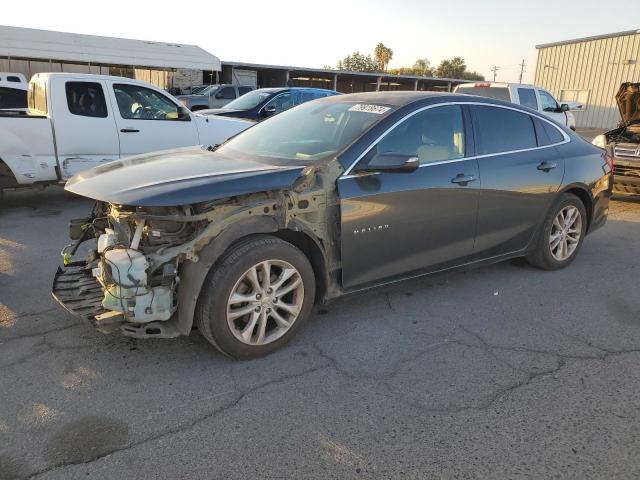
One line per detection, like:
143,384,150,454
2,0,639,83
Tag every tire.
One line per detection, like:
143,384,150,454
527,193,587,270
195,235,316,359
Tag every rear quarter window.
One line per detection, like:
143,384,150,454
65,82,108,118
533,117,565,146
472,105,537,155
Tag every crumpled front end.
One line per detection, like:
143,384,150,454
52,202,205,338
52,164,342,339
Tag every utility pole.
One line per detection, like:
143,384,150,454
518,59,526,84
491,66,500,82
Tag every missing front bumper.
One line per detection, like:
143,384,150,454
52,262,107,322
52,261,181,338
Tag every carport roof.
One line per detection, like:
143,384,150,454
222,60,467,84
0,25,221,71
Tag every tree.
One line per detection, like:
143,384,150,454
436,57,466,79
412,58,433,77
461,70,485,81
374,43,394,71
336,52,379,73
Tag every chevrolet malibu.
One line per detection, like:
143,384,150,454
53,92,612,359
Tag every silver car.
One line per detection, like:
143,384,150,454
177,84,253,111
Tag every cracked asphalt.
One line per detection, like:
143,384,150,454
1,187,640,479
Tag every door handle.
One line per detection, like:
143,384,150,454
537,161,558,172
451,174,477,186
120,128,140,133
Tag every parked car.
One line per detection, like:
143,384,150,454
454,82,580,130
0,73,252,191
198,87,340,121
53,92,612,359
177,84,253,111
592,83,640,195
0,72,27,110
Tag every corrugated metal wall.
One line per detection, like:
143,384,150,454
535,32,640,129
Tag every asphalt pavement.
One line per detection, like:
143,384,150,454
1,186,640,480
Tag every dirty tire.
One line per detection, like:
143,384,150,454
527,193,587,270
195,235,315,360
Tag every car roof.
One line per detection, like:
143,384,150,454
253,87,339,94
315,90,556,114
317,90,451,106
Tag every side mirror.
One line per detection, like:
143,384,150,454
214,92,224,99
357,153,420,173
177,106,190,120
560,103,570,112
262,105,277,117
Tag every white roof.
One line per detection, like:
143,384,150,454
0,25,220,71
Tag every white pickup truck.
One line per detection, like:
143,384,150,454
453,82,581,130
0,73,252,190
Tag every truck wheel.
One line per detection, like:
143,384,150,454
195,235,316,359
527,193,587,270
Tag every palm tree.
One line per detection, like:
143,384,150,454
374,43,393,72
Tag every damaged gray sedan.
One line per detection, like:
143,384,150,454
53,92,612,359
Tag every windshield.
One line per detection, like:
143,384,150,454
224,90,274,110
217,100,395,162
199,85,220,96
456,86,511,102
191,85,207,94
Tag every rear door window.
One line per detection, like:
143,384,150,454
238,86,252,96
471,105,537,155
517,88,538,110
65,82,108,118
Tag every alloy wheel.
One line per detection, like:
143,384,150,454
226,260,304,346
549,205,582,261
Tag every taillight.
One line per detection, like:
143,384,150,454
603,152,614,172
475,83,490,88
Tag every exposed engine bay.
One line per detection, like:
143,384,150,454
53,162,343,339
606,124,640,144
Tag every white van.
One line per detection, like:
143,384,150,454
453,82,580,130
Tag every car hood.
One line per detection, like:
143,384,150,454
203,108,242,115
616,82,640,125
65,146,307,207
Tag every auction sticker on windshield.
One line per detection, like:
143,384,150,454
348,104,391,114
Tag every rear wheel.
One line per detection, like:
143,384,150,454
195,236,315,359
527,193,587,270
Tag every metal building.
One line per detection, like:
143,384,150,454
0,25,468,95
0,25,220,91
535,29,640,129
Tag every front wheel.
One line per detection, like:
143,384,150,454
195,236,316,359
527,193,587,270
